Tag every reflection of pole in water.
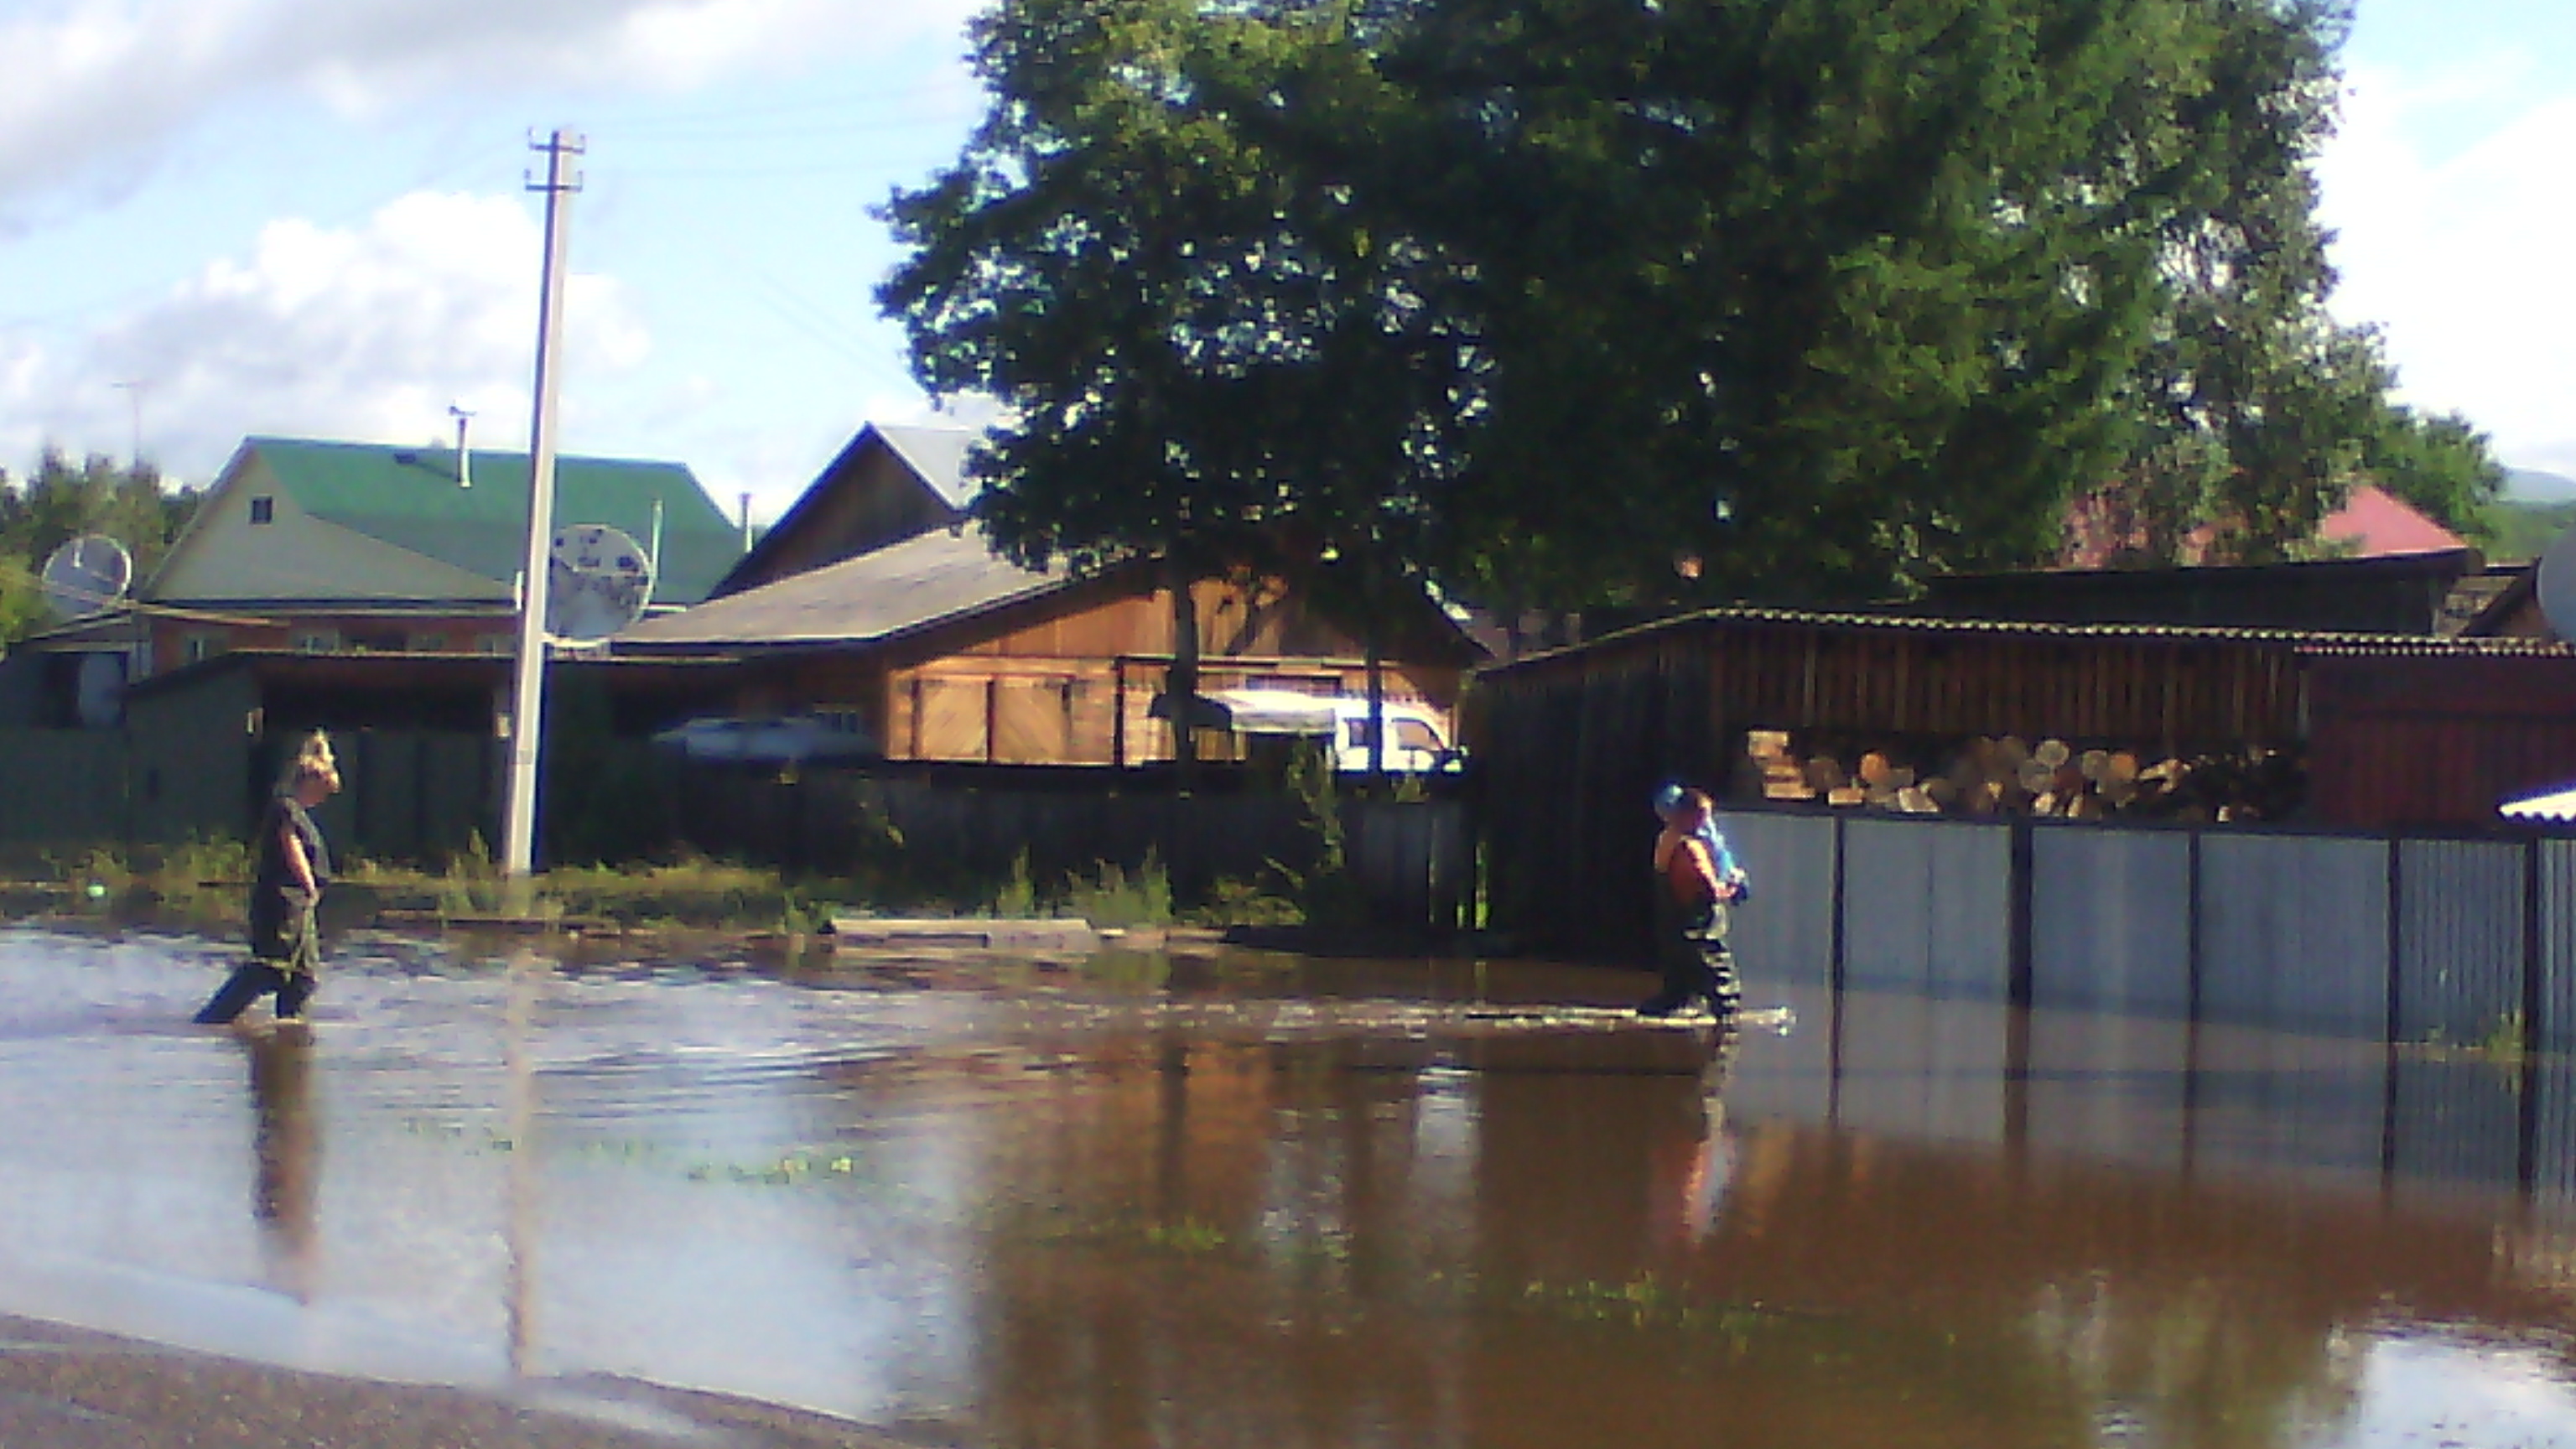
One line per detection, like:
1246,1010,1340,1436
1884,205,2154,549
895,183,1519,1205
504,948,541,1378
246,1031,320,1301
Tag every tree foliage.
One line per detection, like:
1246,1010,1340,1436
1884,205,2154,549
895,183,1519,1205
2074,0,2501,565
882,0,2496,610
0,451,200,646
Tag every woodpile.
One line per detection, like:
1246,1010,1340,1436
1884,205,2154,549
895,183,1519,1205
1742,730,2303,823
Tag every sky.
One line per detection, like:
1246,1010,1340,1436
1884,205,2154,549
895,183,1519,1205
0,0,2569,530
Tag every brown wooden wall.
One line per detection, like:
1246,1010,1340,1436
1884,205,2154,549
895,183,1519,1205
1688,619,2306,751
2308,657,2576,828
732,570,1467,766
730,442,959,591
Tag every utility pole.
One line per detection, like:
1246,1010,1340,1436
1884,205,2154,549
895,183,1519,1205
501,127,584,881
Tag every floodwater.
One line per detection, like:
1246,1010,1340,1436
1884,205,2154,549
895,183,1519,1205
3,923,2576,1449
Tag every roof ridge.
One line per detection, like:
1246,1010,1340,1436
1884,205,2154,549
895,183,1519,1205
247,434,695,470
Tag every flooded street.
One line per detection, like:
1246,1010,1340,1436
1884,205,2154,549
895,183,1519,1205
3,923,2575,1448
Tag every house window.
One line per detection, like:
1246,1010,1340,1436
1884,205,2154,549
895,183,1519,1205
293,630,340,654
182,632,225,664
410,632,448,653
248,496,274,525
478,634,515,655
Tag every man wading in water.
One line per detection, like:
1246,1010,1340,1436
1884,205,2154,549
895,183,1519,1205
1640,787,1746,1019
195,733,340,1028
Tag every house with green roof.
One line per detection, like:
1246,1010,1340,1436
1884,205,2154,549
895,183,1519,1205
134,435,743,674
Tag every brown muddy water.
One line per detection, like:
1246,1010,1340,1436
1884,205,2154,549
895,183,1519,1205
3,923,2575,1448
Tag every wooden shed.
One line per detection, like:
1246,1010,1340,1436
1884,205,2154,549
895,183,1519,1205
1472,606,2574,961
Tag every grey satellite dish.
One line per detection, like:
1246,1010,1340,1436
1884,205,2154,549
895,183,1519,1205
2539,525,2576,640
546,522,656,643
39,534,132,621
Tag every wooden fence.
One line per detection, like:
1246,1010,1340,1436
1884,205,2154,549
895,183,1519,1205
668,763,1476,931
0,729,128,850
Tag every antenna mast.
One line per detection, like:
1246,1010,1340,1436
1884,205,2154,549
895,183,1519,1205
451,403,476,488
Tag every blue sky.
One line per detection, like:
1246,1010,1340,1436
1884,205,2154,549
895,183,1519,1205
0,0,2568,526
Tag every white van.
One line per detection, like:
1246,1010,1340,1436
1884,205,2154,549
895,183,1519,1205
1208,689,1462,773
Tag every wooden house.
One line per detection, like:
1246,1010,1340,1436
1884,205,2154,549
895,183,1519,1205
711,423,973,595
134,435,742,673
618,423,1484,765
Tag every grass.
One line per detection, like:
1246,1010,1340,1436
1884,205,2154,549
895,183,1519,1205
13,833,1312,935
2409,1010,2533,1067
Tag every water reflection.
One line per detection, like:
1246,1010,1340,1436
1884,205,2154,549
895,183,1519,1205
1,925,2573,1448
241,1030,319,1300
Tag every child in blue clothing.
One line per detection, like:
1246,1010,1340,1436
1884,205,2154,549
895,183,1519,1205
1642,783,1748,1017
1654,781,1750,901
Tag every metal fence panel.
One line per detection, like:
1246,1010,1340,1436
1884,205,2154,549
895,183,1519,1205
1841,818,1933,992
2396,839,2527,1045
1925,822,2013,999
2029,826,2192,1015
2536,1058,2576,1208
2543,841,2576,1056
1717,812,1836,990
2022,1010,2191,1170
2199,834,2391,1037
1829,991,2009,1145
2183,1025,2390,1190
2389,1058,2525,1196
1716,983,1838,1125
1841,818,2010,998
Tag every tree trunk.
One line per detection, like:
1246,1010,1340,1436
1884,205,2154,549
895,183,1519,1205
1364,548,1386,789
1168,553,1199,793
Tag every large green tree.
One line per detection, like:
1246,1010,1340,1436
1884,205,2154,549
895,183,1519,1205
884,0,2470,613
2077,0,2501,566
881,0,1484,770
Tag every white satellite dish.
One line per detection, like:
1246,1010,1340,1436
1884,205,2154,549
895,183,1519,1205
39,534,132,621
546,522,656,643
2539,525,2576,641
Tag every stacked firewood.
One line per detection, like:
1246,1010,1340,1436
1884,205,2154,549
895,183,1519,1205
1742,730,2301,823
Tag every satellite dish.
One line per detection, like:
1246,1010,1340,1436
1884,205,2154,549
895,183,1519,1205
546,522,656,643
2538,526,2576,641
39,534,132,621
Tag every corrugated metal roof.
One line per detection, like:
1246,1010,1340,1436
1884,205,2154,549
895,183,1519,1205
616,523,1066,649
2503,785,2576,823
1483,603,2576,678
219,437,743,604
2321,484,2468,557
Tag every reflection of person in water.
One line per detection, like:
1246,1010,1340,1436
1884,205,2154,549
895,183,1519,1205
245,1030,321,1299
1650,1025,1743,1253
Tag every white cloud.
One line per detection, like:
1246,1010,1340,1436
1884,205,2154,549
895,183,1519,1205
0,189,649,479
2319,66,2576,474
0,0,981,208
